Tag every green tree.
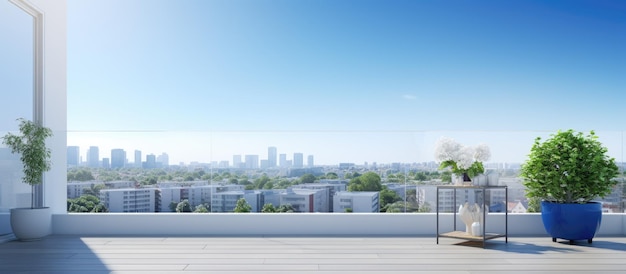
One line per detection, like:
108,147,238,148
261,203,276,213
325,172,339,179
67,195,108,213
194,204,209,213
168,201,177,212
67,168,95,181
527,197,541,213
379,187,402,212
254,174,270,189
277,178,294,188
300,173,316,184
440,171,452,183
384,201,407,213
414,172,428,181
348,172,382,191
176,199,192,212
344,208,353,213
234,198,252,213
82,184,105,196
277,204,295,213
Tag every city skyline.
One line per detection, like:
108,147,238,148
65,1,626,165
67,130,625,166
66,144,320,167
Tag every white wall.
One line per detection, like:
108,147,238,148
52,213,626,237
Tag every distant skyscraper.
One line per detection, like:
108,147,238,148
233,155,242,168
245,155,259,169
144,154,156,169
102,158,110,169
307,155,314,167
87,146,100,168
279,154,287,167
293,153,304,168
67,146,80,167
111,149,126,169
157,153,169,167
268,146,277,168
134,150,142,168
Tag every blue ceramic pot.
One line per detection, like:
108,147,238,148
541,201,602,243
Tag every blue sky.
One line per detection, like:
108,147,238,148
63,0,626,165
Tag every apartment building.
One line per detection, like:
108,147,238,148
333,191,380,213
100,188,157,213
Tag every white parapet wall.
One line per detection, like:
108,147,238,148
52,213,625,237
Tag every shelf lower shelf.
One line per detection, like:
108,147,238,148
438,231,505,241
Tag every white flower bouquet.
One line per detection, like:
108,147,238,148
434,137,491,181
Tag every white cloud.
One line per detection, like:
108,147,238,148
402,94,417,100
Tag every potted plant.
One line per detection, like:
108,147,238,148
520,129,619,244
2,118,53,241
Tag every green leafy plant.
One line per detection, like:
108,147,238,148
520,130,619,204
2,118,53,208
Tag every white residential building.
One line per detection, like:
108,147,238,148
291,183,345,212
100,188,157,213
67,182,105,199
211,190,262,212
333,191,380,213
280,188,327,213
160,184,245,212
159,187,187,212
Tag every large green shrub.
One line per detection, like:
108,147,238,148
520,130,619,204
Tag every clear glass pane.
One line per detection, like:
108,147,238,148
0,1,34,215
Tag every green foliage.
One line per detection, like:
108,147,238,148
527,197,541,213
384,201,407,213
168,201,178,212
2,118,53,208
277,204,295,213
325,172,339,179
261,203,276,213
67,168,95,181
348,172,382,191
2,118,53,187
300,173,316,184
344,208,353,213
67,195,108,213
520,130,619,204
254,174,270,189
414,172,428,181
379,187,402,212
194,204,209,213
82,184,105,196
234,198,252,213
176,199,192,212
440,171,452,183
439,160,484,178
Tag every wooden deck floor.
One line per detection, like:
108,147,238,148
2,235,626,273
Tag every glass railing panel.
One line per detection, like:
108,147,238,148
66,130,625,214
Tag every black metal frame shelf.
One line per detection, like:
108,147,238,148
436,185,508,248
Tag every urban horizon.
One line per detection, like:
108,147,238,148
66,129,625,167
